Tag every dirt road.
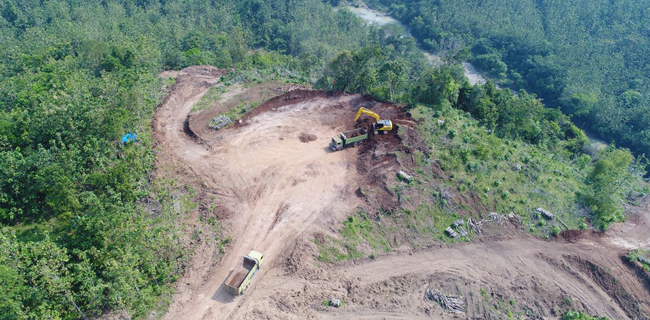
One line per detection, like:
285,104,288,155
155,67,361,320
235,228,650,320
155,66,649,320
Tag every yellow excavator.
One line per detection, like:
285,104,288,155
354,107,393,133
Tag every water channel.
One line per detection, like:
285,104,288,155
344,3,607,150
344,3,489,86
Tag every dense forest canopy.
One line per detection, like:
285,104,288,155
0,0,381,318
0,0,644,319
366,0,650,156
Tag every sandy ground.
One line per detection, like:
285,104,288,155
155,67,361,320
153,66,650,320
236,214,650,320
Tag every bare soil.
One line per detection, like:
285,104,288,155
155,67,363,320
187,81,305,142
153,66,650,320
298,132,318,143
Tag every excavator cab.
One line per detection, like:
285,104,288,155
354,107,393,132
375,119,392,131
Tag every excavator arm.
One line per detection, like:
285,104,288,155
354,107,393,131
354,107,381,123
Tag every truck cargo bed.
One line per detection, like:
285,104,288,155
341,128,367,139
226,257,255,288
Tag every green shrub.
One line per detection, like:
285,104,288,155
550,226,561,237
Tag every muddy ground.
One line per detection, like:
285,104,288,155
152,66,650,320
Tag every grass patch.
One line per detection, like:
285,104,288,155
412,103,588,237
319,100,625,260
164,76,176,87
316,211,392,262
192,86,224,112
224,101,261,121
628,249,650,273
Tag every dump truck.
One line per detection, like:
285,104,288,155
225,250,264,296
330,128,368,151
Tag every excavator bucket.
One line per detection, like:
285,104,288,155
354,107,393,131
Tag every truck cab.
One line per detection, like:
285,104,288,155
330,136,344,151
247,250,264,267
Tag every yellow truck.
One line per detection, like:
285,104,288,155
225,250,264,296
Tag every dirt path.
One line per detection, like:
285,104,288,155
155,66,650,320
155,67,361,320
337,238,634,318
236,230,650,320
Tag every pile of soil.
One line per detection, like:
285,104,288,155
235,90,344,127
346,96,428,214
568,255,645,319
298,132,317,143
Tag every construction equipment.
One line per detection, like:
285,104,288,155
354,107,393,132
225,250,264,296
330,128,368,151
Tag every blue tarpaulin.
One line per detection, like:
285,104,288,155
122,133,137,144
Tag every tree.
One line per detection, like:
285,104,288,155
325,46,380,92
0,265,24,320
414,66,461,105
379,59,408,101
584,148,634,229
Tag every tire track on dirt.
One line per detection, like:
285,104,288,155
155,66,650,320
154,66,361,320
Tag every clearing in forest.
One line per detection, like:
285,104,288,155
154,66,650,320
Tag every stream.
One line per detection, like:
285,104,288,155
344,4,607,150
345,4,488,86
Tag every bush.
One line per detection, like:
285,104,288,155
550,226,561,237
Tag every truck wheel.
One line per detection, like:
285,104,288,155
354,142,360,147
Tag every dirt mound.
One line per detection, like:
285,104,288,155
213,205,234,220
235,89,343,127
560,229,585,242
348,98,428,214
559,229,605,243
298,132,317,143
568,255,647,319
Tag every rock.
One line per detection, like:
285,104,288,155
445,227,459,239
330,298,341,308
536,207,554,220
397,171,413,182
209,115,232,130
